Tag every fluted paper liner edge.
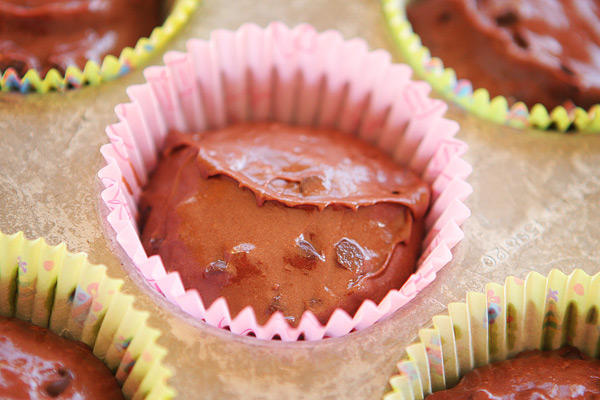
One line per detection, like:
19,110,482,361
384,269,600,399
381,0,600,133
0,0,199,93
0,231,175,400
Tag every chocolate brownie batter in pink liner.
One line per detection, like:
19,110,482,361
139,123,430,327
98,22,473,341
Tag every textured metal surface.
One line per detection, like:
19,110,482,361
0,0,599,399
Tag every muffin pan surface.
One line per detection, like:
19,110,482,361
0,0,599,399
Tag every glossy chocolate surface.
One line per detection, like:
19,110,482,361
428,346,600,399
139,123,429,326
0,317,123,400
407,0,600,110
0,0,161,76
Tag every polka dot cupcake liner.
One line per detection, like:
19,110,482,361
0,231,175,399
98,22,473,341
381,0,600,133
385,269,600,399
0,0,199,93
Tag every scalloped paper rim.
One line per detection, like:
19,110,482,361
381,0,600,133
0,231,175,399
384,269,600,399
98,22,473,341
0,0,200,93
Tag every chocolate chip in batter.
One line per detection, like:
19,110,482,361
45,368,72,397
335,238,365,273
495,11,518,27
299,176,325,196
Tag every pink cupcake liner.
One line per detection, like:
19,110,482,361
98,22,473,341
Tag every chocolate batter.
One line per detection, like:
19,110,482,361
0,0,162,77
407,0,600,110
428,346,600,399
0,316,123,399
140,123,430,326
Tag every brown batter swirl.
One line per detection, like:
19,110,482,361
407,0,600,110
428,346,600,399
139,123,430,326
0,316,123,400
0,0,162,76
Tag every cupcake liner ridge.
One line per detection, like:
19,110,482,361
381,0,600,133
0,0,200,93
0,231,175,399
385,269,600,399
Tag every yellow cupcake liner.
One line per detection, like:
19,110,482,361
381,0,600,133
384,269,600,399
0,231,175,400
0,0,200,94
